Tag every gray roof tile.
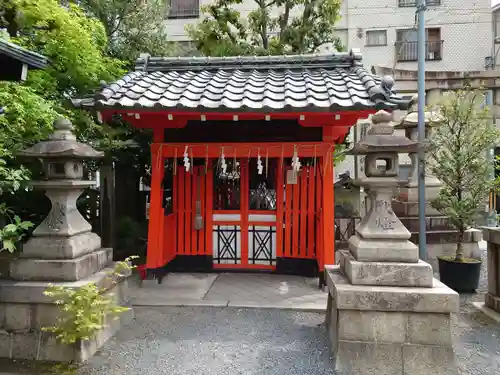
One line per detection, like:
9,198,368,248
74,49,410,112
0,39,48,69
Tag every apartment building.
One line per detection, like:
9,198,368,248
165,0,492,72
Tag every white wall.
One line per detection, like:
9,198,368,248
346,0,492,71
166,0,492,72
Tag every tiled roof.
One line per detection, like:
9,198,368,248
0,39,48,69
73,49,410,112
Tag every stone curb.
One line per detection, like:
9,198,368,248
472,302,500,324
131,299,327,312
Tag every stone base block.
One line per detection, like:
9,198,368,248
338,250,434,287
393,199,442,217
399,216,455,232
10,248,112,282
334,341,457,375
325,266,459,313
0,307,134,362
21,231,102,259
349,235,419,263
325,267,459,375
0,278,130,331
485,293,500,313
0,267,128,304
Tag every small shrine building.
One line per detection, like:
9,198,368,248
74,49,410,284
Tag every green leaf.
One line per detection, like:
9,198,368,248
2,239,16,253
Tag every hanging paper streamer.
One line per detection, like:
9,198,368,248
291,145,301,173
257,148,263,175
265,148,269,178
183,146,191,172
220,147,227,174
233,149,237,174
190,147,194,174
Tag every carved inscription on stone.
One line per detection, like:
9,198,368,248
46,202,66,231
373,199,397,230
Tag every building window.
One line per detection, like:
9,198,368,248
167,0,200,19
365,30,387,46
398,0,441,6
395,28,442,62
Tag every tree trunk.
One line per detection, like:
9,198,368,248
100,164,116,250
455,229,465,262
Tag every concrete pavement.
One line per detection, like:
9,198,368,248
130,272,327,311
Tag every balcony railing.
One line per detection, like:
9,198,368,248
398,0,441,6
167,3,200,19
395,40,443,62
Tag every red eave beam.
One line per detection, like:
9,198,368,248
98,109,377,129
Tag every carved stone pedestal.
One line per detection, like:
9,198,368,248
326,267,458,375
0,119,132,362
473,228,500,322
325,111,459,375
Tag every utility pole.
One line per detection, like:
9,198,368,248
416,0,427,260
486,89,497,227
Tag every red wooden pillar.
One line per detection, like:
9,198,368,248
322,129,336,267
146,129,165,269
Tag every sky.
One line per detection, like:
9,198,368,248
494,0,500,6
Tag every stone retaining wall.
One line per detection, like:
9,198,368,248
482,228,500,315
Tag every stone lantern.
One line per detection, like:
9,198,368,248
393,95,443,215
14,119,104,264
324,110,458,374
347,110,421,263
16,118,104,244
0,118,131,362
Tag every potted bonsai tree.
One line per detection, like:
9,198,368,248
427,89,500,292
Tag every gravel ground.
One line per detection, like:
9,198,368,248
76,301,500,375
76,247,500,375
3,246,498,375
78,307,338,375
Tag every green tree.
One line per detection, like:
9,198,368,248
428,89,500,261
0,0,128,252
77,0,173,64
186,0,343,56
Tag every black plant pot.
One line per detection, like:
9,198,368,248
438,256,481,293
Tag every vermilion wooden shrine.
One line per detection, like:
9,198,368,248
74,49,409,285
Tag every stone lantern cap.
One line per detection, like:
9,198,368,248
348,110,418,155
17,118,104,160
